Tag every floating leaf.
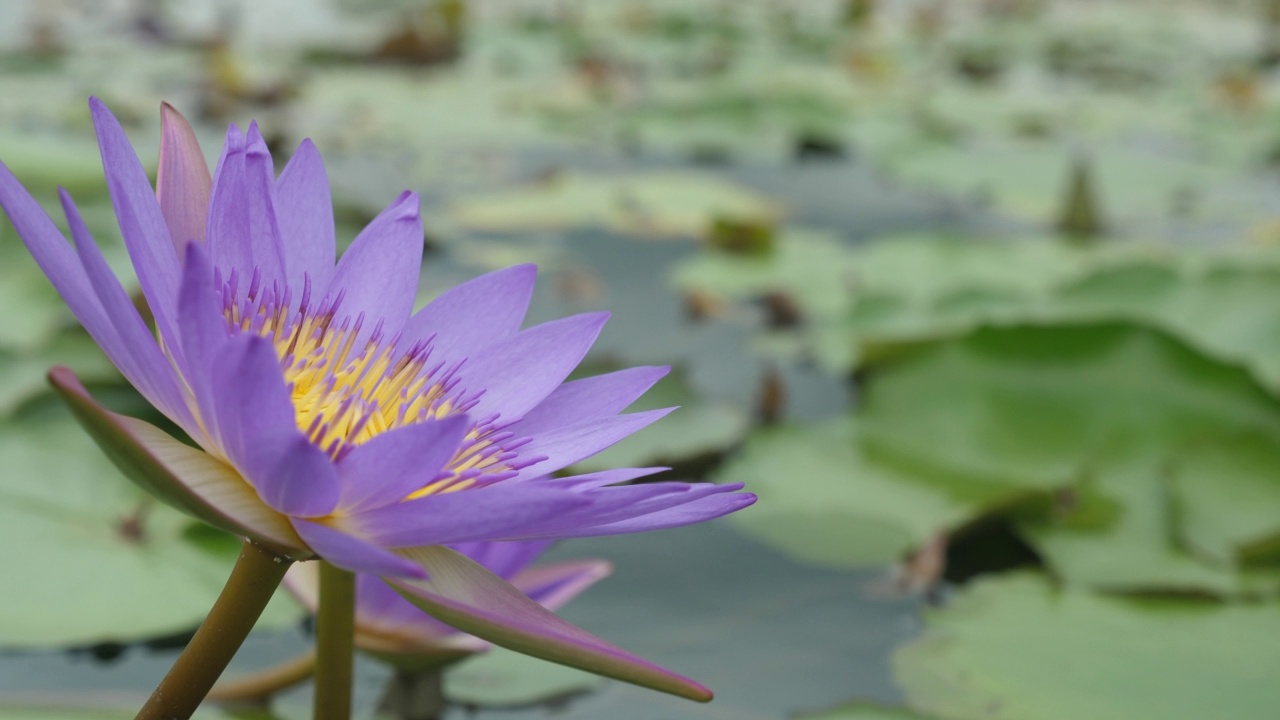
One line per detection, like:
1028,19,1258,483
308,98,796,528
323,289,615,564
798,702,939,720
893,574,1280,720
1166,433,1280,567
717,418,969,569
672,229,851,322
451,171,777,238
860,321,1280,593
0,410,298,647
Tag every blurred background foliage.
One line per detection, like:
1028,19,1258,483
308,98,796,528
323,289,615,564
1,0,1280,718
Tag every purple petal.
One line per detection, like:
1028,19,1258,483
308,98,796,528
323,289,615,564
510,366,669,436
49,368,306,555
346,484,591,548
401,264,536,362
174,242,230,444
451,540,554,581
513,482,752,540
512,559,613,611
156,102,211,252
538,467,668,490
354,573,461,640
389,545,713,701
292,520,426,579
511,408,674,480
207,335,340,517
323,190,423,340
60,190,196,431
459,312,609,424
204,122,286,292
275,139,335,293
89,97,183,350
559,489,757,537
334,415,470,513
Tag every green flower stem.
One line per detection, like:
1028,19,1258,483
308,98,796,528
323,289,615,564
136,541,293,720
314,561,356,720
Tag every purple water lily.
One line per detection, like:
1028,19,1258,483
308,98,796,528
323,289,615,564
0,99,754,701
286,540,610,667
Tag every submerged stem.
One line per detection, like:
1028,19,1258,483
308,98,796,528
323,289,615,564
314,562,356,720
136,541,292,720
377,668,446,720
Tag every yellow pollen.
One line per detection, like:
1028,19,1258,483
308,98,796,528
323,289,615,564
219,281,525,501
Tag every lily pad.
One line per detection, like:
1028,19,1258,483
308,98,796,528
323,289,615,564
798,703,938,720
450,171,777,238
0,409,299,647
0,333,119,419
445,646,603,707
671,229,852,323
859,321,1280,593
1166,433,1280,567
716,417,969,570
893,574,1280,720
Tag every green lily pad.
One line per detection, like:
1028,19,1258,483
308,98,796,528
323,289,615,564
716,418,969,569
0,409,298,647
450,171,777,238
890,139,1232,226
1019,451,1247,596
798,703,938,720
893,574,1280,720
0,333,119,419
859,321,1280,593
1166,433,1280,567
671,229,852,322
445,646,603,707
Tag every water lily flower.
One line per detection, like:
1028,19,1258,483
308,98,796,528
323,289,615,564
0,98,755,700
285,540,610,669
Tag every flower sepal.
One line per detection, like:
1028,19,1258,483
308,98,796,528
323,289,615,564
48,366,310,558
388,545,713,702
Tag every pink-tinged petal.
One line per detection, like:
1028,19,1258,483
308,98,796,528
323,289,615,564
561,490,757,537
275,139,336,293
61,191,196,431
335,415,470,513
157,102,211,252
401,264,536,361
48,367,306,555
459,312,610,423
324,190,422,340
346,485,591,549
204,122,286,291
390,545,713,702
511,366,670,436
512,408,674,480
89,98,183,347
208,335,340,517
512,559,613,612
292,520,426,579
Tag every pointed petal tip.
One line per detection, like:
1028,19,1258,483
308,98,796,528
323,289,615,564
47,364,78,391
390,546,716,702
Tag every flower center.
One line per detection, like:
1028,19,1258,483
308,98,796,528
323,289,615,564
219,269,532,497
